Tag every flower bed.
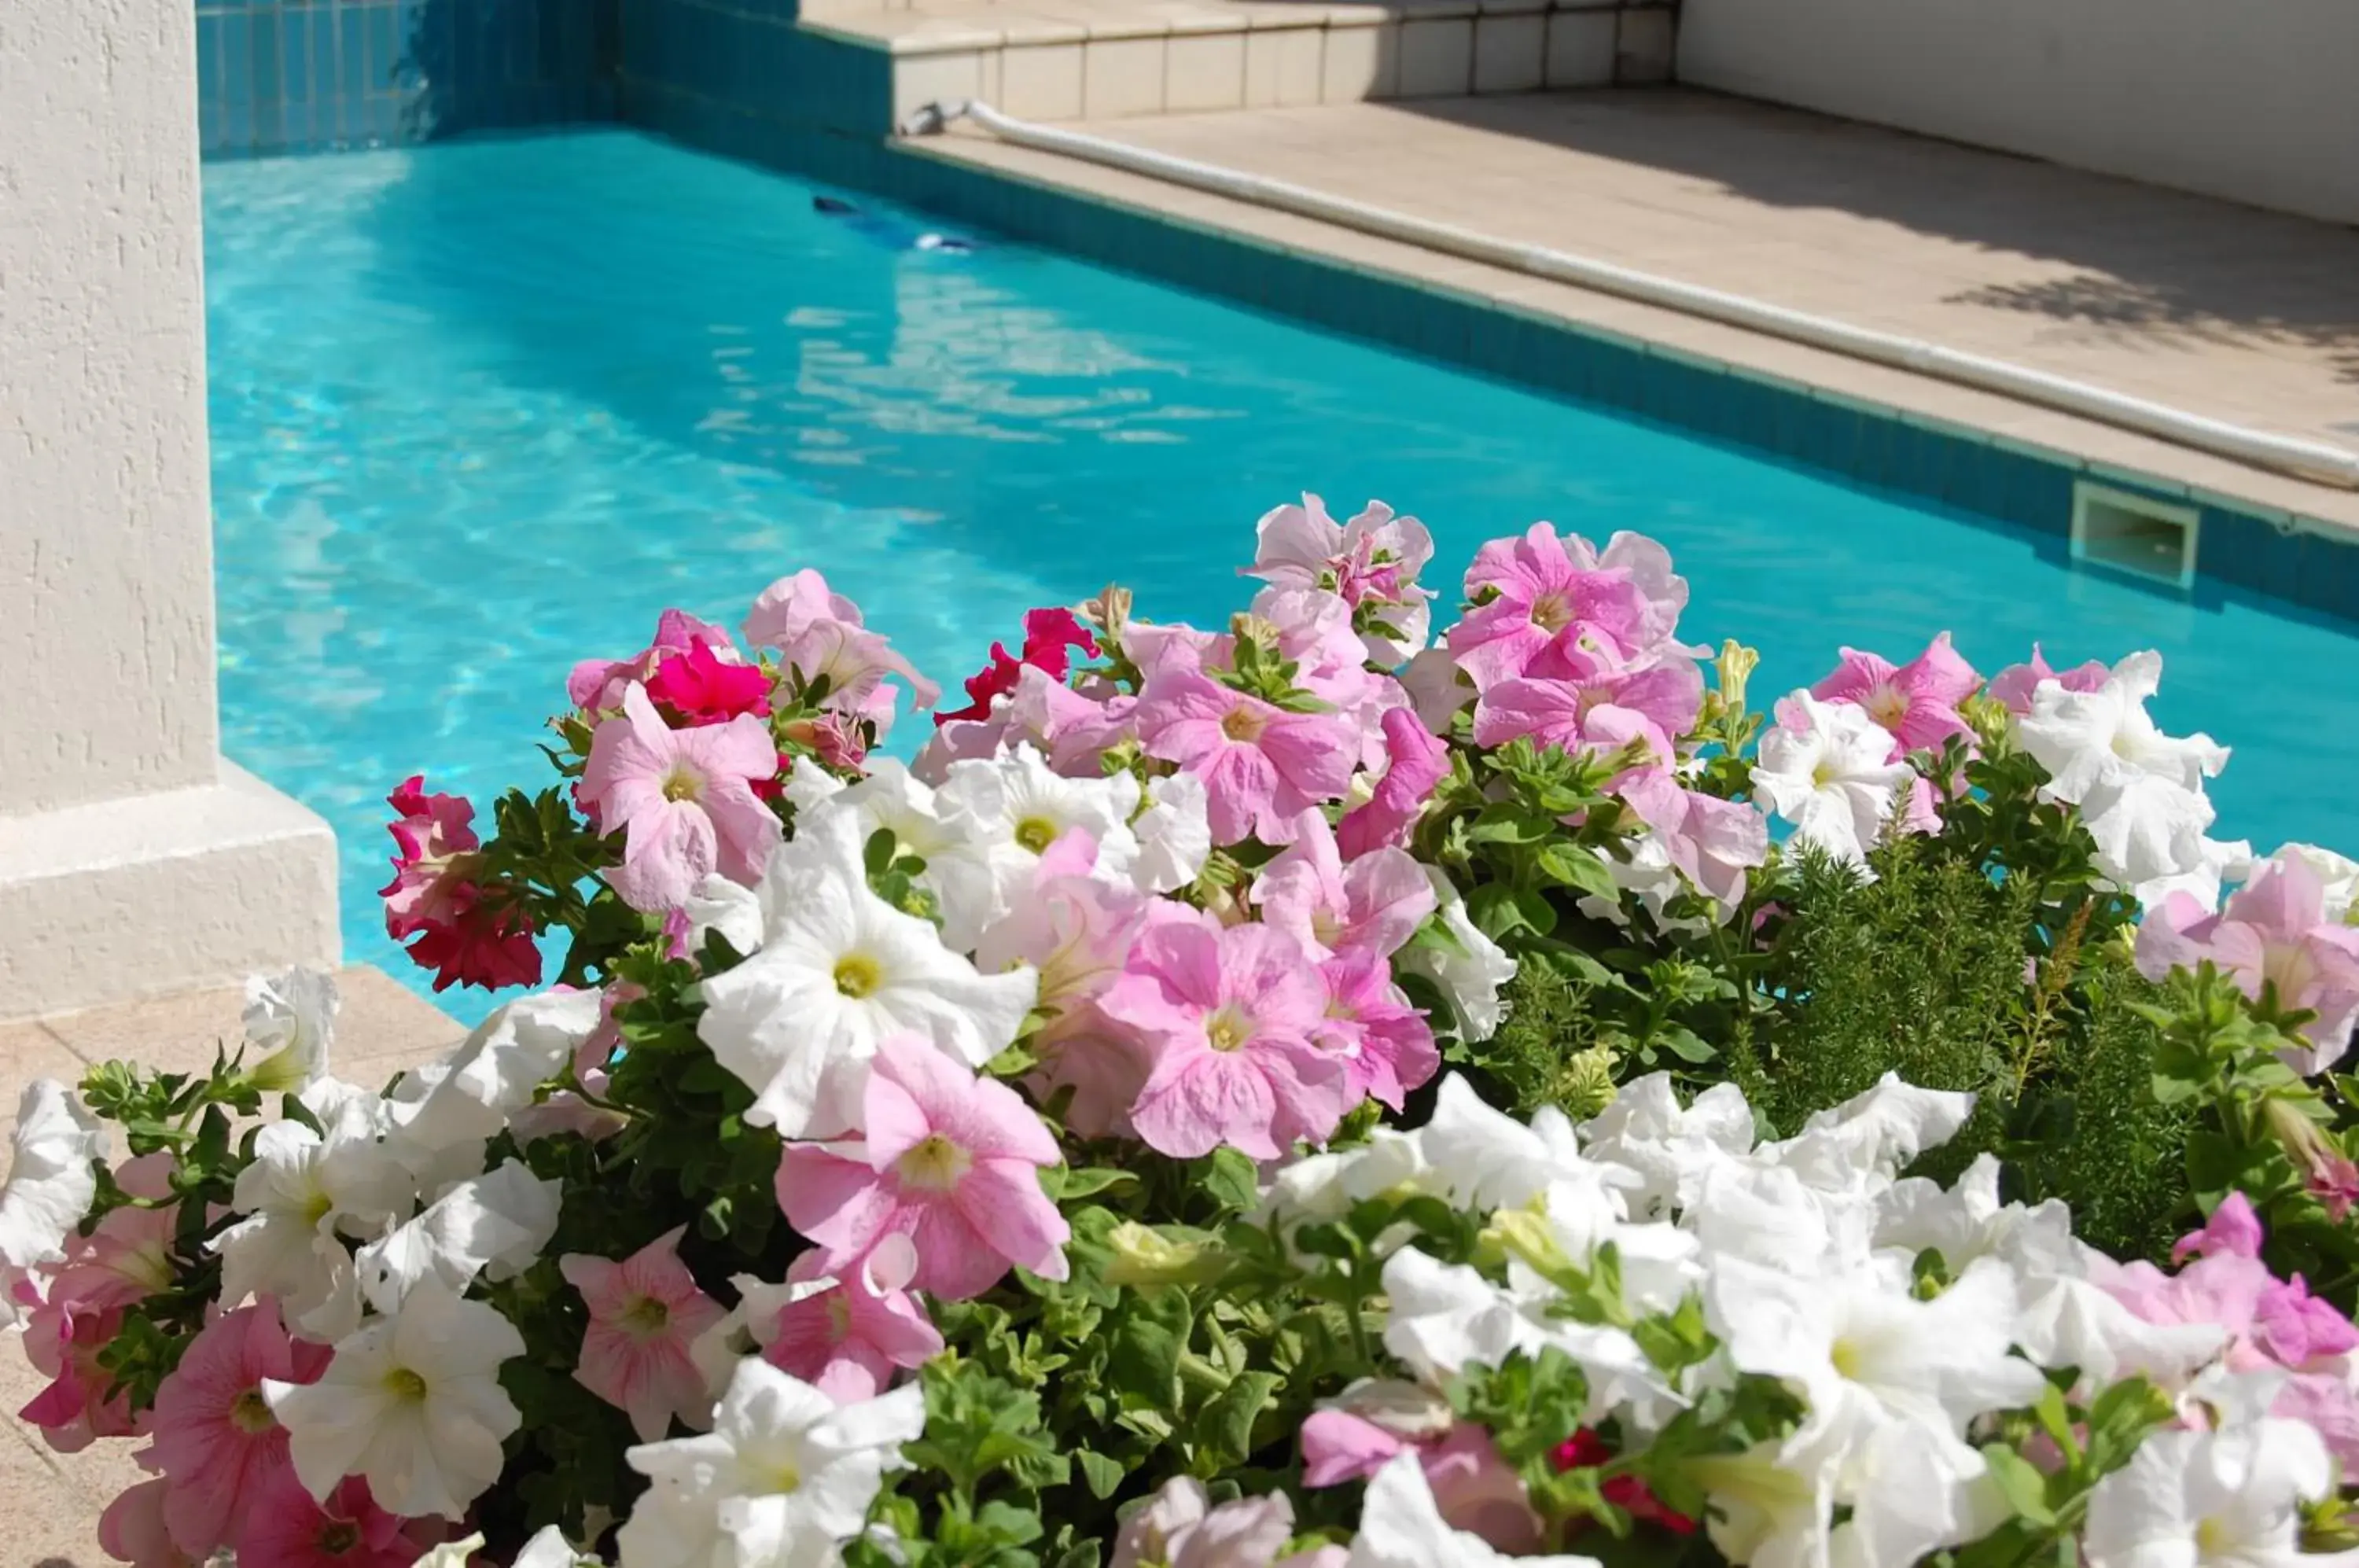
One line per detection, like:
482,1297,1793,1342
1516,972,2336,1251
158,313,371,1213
10,499,2359,1568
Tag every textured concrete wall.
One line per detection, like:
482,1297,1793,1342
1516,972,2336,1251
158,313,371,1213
1,2,221,815
0,2,340,1020
1676,0,2359,228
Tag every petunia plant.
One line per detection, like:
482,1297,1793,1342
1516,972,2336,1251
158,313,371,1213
6,499,2359,1567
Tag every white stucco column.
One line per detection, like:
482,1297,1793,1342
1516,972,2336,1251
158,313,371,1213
0,3,340,1021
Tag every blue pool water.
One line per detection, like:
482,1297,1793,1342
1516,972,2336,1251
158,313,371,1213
203,130,2359,1022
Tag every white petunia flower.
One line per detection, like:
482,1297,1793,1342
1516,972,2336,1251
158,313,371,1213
1259,1128,1429,1232
1706,1253,2046,1467
1132,769,1213,895
390,988,604,1158
694,808,1038,1136
1827,1423,2011,1568
355,1158,562,1312
211,1085,414,1326
1397,868,1516,1040
1579,1073,1756,1220
1750,693,1916,868
2084,1422,2338,1568
2275,841,2359,924
0,1081,108,1323
1380,1248,1662,1419
616,1357,923,1568
2011,1268,2226,1388
1757,1073,1975,1198
1415,1075,1632,1214
265,1274,526,1520
1684,1161,1875,1280
683,874,766,960
1687,1442,1835,1568
930,745,1142,948
1872,1154,2077,1282
243,966,339,1093
1346,1452,1600,1568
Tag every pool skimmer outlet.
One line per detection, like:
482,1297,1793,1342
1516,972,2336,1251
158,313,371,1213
2070,480,2200,590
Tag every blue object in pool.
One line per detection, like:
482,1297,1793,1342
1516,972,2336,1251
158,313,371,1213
201,130,2359,1024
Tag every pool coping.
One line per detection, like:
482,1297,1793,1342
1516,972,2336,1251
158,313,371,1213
622,89,2359,624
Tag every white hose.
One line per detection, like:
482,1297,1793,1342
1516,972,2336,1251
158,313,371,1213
901,98,2359,494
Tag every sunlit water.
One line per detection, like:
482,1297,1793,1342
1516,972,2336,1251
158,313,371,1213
204,129,2359,1022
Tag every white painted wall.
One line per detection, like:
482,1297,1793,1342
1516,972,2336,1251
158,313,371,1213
0,2,340,1020
1676,0,2359,228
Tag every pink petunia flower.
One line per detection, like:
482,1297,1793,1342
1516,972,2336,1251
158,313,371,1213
46,1154,177,1317
1615,768,1771,918
569,608,737,716
742,569,940,731
235,1472,418,1568
937,607,1101,727
559,1225,730,1443
1448,525,1687,693
1253,810,1435,960
20,1295,139,1452
776,1035,1071,1301
643,639,773,725
379,775,541,993
1312,947,1440,1112
2135,854,2359,1076
580,684,784,913
1987,643,2111,717
1301,1408,1542,1553
1099,913,1351,1159
1135,668,1356,848
98,1476,189,1568
149,1299,332,1558
1246,494,1437,662
1809,632,1979,759
1336,706,1450,859
763,1234,945,1401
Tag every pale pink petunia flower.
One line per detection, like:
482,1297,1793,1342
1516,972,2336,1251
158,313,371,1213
1246,493,1437,662
559,1224,731,1442
1987,642,2112,717
1312,947,1440,1112
149,1299,333,1558
580,683,783,914
1300,1408,1541,1553
1099,913,1351,1159
1135,668,1357,848
2136,854,2359,1077
742,568,941,723
1253,810,1435,960
1448,525,1687,693
1336,705,1451,859
776,1035,1071,1301
763,1234,945,1401
1809,631,1980,759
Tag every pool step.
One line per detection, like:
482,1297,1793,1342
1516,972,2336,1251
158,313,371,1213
794,0,1676,131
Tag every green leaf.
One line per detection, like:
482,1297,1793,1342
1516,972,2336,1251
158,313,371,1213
1193,1370,1282,1470
1106,1316,1183,1405
1075,1448,1126,1500
1049,1167,1138,1202
1979,1444,2056,1526
1201,1147,1261,1215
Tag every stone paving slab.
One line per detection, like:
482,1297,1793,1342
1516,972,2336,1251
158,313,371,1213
915,89,2359,532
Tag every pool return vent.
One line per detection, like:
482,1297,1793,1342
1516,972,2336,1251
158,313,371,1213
2070,482,2200,589
900,100,2359,496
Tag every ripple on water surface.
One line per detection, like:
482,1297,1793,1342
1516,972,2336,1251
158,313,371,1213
204,130,2359,1021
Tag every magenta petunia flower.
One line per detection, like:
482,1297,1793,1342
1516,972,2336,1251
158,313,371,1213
379,775,541,992
776,1035,1071,1301
762,1235,944,1402
559,1225,729,1443
937,606,1101,727
580,684,784,914
234,1472,418,1568
1135,668,1356,848
568,607,736,716
1099,914,1351,1160
1809,631,1980,758
148,1299,332,1557
643,638,772,724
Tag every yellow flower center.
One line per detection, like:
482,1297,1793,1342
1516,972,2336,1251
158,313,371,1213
661,765,704,803
320,1522,362,1555
833,954,883,999
1864,687,1909,731
896,1134,973,1191
1828,1337,1864,1381
826,1293,854,1339
2195,1517,2230,1555
1220,706,1268,744
1811,759,1838,790
622,1295,671,1336
301,1190,335,1228
765,1459,804,1495
1530,591,1573,633
1205,1006,1252,1053
230,1387,278,1434
1014,816,1059,853
384,1367,429,1404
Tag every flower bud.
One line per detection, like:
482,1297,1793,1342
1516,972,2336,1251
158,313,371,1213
1713,640,1760,716
1105,1222,1224,1288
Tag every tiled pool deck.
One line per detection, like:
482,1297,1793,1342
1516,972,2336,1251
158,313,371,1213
0,968,461,1561
905,89,2359,545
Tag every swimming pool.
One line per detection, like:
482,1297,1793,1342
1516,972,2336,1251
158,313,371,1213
203,128,2359,1021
